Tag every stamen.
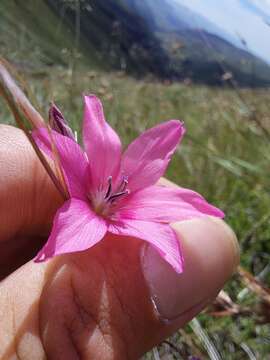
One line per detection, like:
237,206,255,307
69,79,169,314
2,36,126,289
120,178,128,192
117,175,128,192
107,189,130,203
104,176,113,199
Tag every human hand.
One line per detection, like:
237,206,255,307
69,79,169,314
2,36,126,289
0,125,239,359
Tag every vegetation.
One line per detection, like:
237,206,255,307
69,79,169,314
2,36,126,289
0,0,270,358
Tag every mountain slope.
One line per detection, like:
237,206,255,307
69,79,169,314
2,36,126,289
3,0,270,86
157,28,270,85
46,0,270,86
46,0,172,77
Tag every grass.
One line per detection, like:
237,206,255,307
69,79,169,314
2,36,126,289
1,1,270,358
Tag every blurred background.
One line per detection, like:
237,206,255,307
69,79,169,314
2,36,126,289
1,0,270,358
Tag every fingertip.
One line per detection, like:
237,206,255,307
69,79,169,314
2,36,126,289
172,217,239,283
142,217,239,320
206,216,240,271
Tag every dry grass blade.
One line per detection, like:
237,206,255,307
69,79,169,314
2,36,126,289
240,343,257,360
208,268,270,323
208,290,251,318
0,58,68,200
238,266,270,306
152,348,161,360
0,58,44,129
190,318,222,360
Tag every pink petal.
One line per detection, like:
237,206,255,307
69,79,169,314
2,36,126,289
83,95,122,190
122,120,185,192
35,199,107,262
108,219,183,273
33,128,89,200
115,185,224,222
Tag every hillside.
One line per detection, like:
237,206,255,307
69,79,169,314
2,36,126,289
46,0,270,86
2,0,270,86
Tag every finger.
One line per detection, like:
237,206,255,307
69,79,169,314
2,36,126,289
0,125,62,272
0,217,239,359
0,124,62,241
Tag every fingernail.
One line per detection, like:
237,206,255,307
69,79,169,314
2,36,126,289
141,218,239,321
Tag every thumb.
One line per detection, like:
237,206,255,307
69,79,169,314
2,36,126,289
0,125,62,277
0,217,239,359
0,124,62,242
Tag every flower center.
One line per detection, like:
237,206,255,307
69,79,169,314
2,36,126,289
104,176,129,202
91,176,129,217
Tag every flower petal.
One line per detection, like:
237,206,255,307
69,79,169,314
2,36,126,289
122,120,185,192
33,127,89,200
108,219,183,273
83,95,122,190
35,199,107,262
115,185,224,222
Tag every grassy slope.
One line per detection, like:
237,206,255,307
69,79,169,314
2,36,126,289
1,1,270,358
0,0,102,70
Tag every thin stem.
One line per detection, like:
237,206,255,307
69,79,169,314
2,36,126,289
0,59,69,200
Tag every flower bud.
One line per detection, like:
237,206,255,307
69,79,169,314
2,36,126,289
49,103,75,140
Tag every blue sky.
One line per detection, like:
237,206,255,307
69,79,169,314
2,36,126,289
173,0,270,63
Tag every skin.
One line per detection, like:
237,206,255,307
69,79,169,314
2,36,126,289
0,125,240,359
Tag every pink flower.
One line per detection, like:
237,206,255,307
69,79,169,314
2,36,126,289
33,95,224,272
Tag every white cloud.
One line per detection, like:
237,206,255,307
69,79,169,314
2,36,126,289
251,0,270,16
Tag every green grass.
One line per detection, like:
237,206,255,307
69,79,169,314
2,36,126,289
1,1,270,358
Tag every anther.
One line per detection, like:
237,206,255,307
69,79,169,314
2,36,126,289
107,189,130,203
120,179,128,192
118,176,129,192
104,176,113,199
